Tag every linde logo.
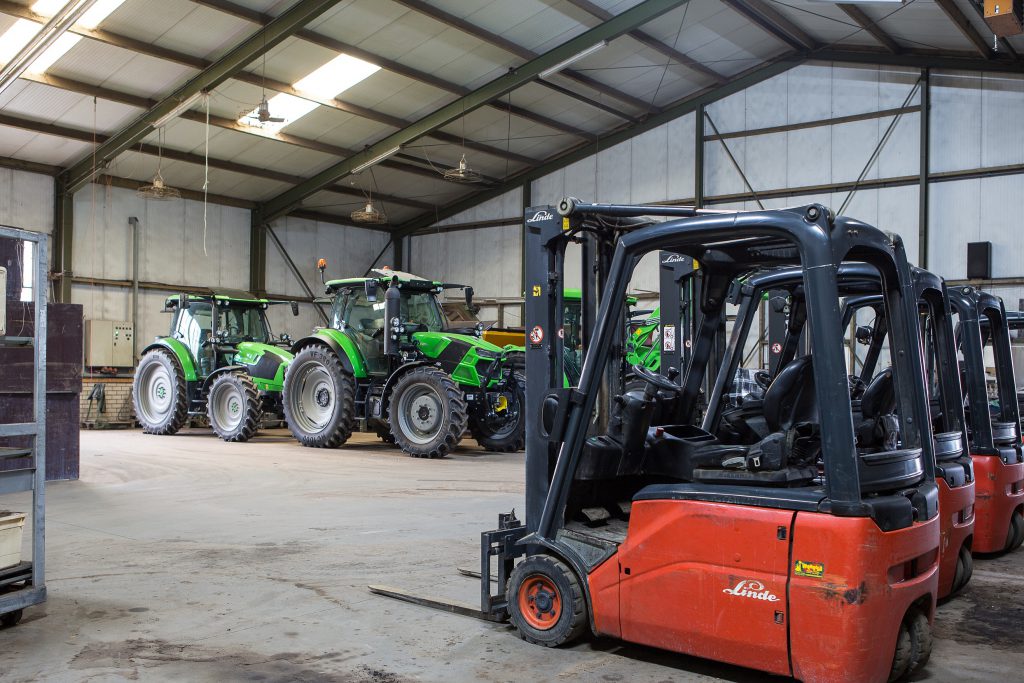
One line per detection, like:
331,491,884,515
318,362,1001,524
723,580,780,602
527,210,554,223
661,253,687,264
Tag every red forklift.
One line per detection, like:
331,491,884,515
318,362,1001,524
949,287,1024,554
718,264,972,599
374,201,940,682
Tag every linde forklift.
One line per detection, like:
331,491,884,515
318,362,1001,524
710,264,973,599
949,287,1024,554
373,200,940,682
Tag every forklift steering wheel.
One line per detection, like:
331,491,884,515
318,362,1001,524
631,364,681,394
754,370,772,390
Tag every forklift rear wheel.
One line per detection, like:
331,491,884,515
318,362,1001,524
1008,510,1024,551
0,609,23,628
888,609,932,682
953,544,973,595
283,345,356,448
388,367,468,458
207,371,262,442
469,372,525,452
133,349,188,435
507,555,587,647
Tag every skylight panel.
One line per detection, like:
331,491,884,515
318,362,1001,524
241,93,318,134
0,0,126,72
294,53,380,99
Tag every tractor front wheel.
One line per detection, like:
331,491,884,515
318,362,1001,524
133,349,188,435
469,372,525,452
283,345,356,448
388,367,467,458
207,372,262,442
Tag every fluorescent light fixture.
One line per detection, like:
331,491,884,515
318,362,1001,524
294,53,380,99
538,40,607,79
351,146,400,174
152,91,206,128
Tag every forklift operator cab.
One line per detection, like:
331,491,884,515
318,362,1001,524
949,287,1024,554
509,202,940,683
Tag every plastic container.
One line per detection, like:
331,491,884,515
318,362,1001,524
0,511,26,570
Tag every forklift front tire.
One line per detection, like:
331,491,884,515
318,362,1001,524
507,555,587,648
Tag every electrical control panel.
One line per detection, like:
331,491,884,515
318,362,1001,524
85,319,134,367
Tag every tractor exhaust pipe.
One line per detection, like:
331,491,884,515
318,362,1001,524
384,280,401,357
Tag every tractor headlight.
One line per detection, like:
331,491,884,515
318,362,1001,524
475,322,484,337
391,317,401,327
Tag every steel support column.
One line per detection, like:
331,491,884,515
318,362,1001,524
250,213,267,296
919,68,930,269
695,103,705,208
53,188,73,303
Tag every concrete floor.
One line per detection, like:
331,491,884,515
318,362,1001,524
1,429,1023,683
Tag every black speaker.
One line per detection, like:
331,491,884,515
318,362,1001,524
967,241,992,280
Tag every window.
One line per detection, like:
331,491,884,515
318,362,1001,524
217,305,269,343
20,241,33,303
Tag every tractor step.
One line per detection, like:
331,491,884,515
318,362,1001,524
367,585,503,622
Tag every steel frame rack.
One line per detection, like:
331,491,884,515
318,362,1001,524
0,224,47,626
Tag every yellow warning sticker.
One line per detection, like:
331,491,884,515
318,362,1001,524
532,285,542,296
794,560,825,578
562,217,570,231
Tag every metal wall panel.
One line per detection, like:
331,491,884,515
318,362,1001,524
0,168,54,235
927,178,980,280
930,71,983,174
408,226,522,299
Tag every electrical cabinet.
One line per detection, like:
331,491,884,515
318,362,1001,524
84,320,134,367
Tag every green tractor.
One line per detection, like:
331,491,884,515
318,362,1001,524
133,290,298,442
282,266,524,458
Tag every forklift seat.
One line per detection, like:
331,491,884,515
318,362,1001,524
855,368,898,450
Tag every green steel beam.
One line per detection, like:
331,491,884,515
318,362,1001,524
393,54,801,239
810,50,1022,73
61,0,342,194
257,0,689,224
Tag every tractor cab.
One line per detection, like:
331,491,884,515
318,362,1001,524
497,200,939,682
949,287,1024,554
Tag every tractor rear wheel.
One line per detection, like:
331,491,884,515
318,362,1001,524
469,372,525,452
388,366,467,458
207,372,262,442
283,344,356,448
507,555,587,647
133,348,188,435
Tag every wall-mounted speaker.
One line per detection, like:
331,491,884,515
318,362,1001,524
967,241,992,280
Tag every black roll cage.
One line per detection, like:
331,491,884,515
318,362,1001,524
948,287,1022,451
529,201,936,542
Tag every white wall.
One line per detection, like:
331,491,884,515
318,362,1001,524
0,168,53,235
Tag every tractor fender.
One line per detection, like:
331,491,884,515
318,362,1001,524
515,533,601,637
200,365,246,394
379,360,442,417
290,330,364,378
141,338,197,381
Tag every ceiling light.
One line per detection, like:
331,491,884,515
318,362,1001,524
351,146,400,174
539,40,607,79
294,53,380,99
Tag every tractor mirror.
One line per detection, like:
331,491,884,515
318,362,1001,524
180,293,190,310
770,296,788,314
855,325,873,345
465,286,478,314
365,279,378,302
290,301,299,316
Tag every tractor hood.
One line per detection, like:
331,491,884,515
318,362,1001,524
412,331,504,354
233,342,293,392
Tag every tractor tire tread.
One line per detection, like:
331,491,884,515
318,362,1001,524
283,344,356,449
134,348,188,436
389,366,467,459
208,371,263,443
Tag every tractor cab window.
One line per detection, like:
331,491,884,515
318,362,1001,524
217,304,269,343
401,290,444,331
340,286,388,375
174,301,213,352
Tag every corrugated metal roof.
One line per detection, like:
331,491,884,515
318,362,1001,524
0,0,1013,230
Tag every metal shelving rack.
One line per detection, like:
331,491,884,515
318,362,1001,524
0,225,47,627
